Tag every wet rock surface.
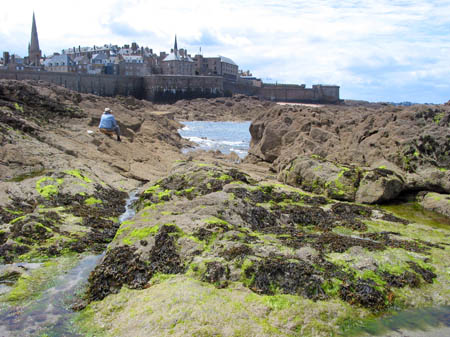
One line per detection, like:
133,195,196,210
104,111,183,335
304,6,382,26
87,246,150,301
0,171,128,263
89,161,448,313
418,191,450,217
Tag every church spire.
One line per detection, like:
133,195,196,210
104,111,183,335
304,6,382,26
30,12,40,52
174,35,178,55
28,12,42,66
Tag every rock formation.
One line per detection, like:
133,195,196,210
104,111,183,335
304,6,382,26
247,102,450,207
0,81,449,337
0,79,187,263
162,94,276,121
82,160,448,336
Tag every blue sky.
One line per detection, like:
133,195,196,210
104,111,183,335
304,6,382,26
1,0,449,103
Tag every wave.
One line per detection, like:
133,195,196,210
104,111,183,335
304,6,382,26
179,121,251,158
186,136,215,145
221,140,245,146
187,137,246,147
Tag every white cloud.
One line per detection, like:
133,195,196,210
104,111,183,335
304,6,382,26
1,0,449,102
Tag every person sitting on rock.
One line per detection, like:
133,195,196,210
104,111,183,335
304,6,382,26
98,108,121,142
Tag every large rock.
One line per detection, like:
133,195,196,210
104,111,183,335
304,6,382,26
247,102,450,201
406,167,450,193
355,168,405,204
417,192,450,217
279,156,360,201
279,156,407,204
164,95,276,121
0,79,190,263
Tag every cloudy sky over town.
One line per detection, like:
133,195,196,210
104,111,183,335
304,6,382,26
1,0,449,103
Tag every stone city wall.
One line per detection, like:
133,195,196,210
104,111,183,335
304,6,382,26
0,70,223,102
224,81,260,96
0,70,339,103
225,80,340,103
0,70,145,98
142,75,224,102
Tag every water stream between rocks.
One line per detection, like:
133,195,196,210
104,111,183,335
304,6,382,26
0,191,139,337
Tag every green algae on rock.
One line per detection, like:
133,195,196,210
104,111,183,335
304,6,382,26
0,170,127,263
279,156,409,204
80,161,450,336
417,191,450,218
77,275,368,337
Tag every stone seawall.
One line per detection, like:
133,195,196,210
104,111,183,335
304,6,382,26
0,70,145,98
0,70,339,103
0,71,223,102
225,80,340,104
143,75,224,103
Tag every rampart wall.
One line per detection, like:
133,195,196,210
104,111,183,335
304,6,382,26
0,70,145,98
0,70,339,104
226,80,340,103
143,75,224,102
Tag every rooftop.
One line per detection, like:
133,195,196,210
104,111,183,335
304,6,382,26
218,55,237,66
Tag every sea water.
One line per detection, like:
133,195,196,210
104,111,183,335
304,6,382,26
178,121,252,158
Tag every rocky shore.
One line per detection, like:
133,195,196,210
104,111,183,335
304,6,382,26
160,94,276,121
0,80,449,337
248,102,450,205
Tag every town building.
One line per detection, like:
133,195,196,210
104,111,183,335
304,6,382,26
73,55,90,73
161,36,195,75
43,54,76,72
63,44,118,58
119,55,151,76
0,13,341,105
194,55,238,80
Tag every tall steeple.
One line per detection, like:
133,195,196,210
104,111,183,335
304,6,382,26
28,12,42,66
174,35,178,55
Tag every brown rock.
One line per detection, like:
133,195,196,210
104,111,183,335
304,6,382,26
248,102,450,201
160,96,276,121
279,156,360,201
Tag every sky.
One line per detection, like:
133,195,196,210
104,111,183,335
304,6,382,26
1,0,450,103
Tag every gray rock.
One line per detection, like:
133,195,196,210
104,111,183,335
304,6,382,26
294,246,319,262
355,168,404,204
406,167,450,193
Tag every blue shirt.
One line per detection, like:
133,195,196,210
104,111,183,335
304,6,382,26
99,113,118,129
